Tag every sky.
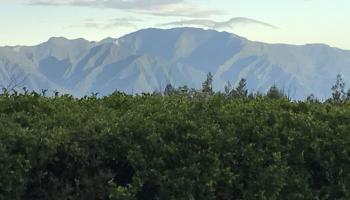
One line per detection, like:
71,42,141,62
0,0,349,49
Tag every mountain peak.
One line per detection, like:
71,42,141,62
46,37,90,45
47,37,70,43
98,37,117,45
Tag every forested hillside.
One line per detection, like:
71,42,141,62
1,77,350,199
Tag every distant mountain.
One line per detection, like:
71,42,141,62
1,27,350,99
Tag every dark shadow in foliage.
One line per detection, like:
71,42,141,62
107,159,135,187
136,181,160,200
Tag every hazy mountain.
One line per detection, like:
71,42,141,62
1,27,350,99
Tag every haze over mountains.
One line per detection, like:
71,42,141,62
1,27,350,99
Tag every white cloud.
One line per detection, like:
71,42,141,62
28,0,223,17
160,17,278,29
29,0,183,9
138,3,223,18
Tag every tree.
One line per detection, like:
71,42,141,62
346,89,350,101
224,81,232,97
232,78,248,98
202,72,213,94
267,84,285,99
0,68,27,92
54,90,60,97
331,74,346,102
177,85,190,96
306,94,319,103
41,89,48,96
164,83,175,96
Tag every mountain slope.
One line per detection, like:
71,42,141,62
1,27,350,99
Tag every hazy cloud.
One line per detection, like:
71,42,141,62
160,17,278,29
76,18,142,30
28,0,223,17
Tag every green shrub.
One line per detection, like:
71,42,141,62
1,92,350,199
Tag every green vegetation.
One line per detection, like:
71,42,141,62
1,75,350,199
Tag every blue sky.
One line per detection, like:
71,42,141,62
0,0,349,49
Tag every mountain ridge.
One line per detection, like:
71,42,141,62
1,27,350,99
5,28,346,52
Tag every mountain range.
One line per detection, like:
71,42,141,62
1,27,350,99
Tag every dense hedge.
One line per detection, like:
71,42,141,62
1,91,350,199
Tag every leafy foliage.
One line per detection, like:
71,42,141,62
1,76,350,199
